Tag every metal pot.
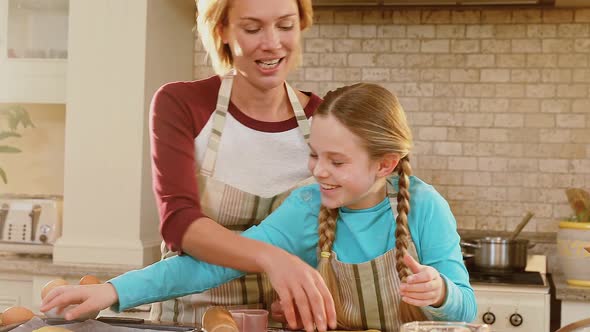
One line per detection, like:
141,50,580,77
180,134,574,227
461,237,534,272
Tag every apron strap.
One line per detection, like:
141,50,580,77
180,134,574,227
201,70,235,177
285,82,311,143
200,72,312,176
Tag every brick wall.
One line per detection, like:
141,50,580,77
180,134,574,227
193,7,590,233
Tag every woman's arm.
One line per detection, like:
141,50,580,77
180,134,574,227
150,83,208,253
181,218,291,273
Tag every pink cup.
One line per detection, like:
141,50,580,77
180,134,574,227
229,309,269,332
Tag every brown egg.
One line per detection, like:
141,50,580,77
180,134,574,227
41,278,68,299
1,306,35,326
79,275,101,285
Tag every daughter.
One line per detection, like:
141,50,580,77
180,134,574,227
41,83,476,332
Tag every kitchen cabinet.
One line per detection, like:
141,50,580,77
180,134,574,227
0,272,79,313
561,300,590,328
0,253,153,318
554,274,590,328
0,273,32,312
0,0,68,104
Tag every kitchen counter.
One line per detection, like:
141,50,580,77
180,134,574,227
0,252,137,280
553,274,590,302
2,241,582,303
0,252,152,316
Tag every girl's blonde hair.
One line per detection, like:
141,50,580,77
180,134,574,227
196,0,313,75
315,83,427,326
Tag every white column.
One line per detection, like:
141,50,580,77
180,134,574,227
54,0,195,267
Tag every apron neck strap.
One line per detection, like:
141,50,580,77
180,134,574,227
200,71,311,176
285,81,311,143
200,71,235,177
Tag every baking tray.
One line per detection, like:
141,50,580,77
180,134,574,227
0,316,199,332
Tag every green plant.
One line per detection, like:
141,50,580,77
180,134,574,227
568,209,590,223
0,105,35,184
565,188,590,223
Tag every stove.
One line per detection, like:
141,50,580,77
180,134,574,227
468,257,550,332
469,270,545,287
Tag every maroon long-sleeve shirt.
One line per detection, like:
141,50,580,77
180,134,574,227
150,76,322,251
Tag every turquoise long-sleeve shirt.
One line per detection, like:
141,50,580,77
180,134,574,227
110,176,477,322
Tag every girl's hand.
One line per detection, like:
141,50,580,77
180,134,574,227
399,254,447,307
40,284,119,320
260,250,336,332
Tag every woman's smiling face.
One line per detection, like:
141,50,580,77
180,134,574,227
220,0,301,90
308,114,388,210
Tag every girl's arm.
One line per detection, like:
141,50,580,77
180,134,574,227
41,187,334,332
111,188,321,310
411,188,478,323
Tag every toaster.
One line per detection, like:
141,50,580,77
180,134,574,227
0,196,62,254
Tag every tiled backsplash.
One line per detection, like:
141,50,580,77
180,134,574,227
193,7,590,233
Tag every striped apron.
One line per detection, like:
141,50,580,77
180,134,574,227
329,180,423,332
150,70,314,325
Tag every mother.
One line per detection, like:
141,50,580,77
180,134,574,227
148,0,335,331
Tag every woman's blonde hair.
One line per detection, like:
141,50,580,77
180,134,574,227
315,83,427,326
196,0,313,75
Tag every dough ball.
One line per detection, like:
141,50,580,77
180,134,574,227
1,306,35,326
41,279,68,299
79,275,101,285
33,327,73,332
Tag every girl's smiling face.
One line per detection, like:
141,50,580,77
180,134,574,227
308,114,395,210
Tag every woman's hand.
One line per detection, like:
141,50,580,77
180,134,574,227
399,254,447,307
271,298,303,329
40,283,119,320
259,250,337,332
